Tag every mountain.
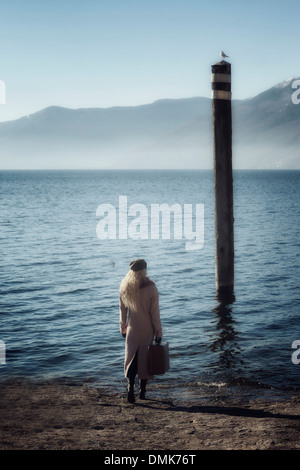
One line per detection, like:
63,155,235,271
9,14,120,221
232,78,300,169
0,78,299,169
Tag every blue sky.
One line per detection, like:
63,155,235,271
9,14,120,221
0,0,299,121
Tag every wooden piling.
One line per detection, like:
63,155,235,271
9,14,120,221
211,60,234,295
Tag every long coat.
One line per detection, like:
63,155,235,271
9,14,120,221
119,278,163,380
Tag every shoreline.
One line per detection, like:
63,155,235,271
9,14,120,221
1,377,300,450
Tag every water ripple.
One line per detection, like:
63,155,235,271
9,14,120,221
0,170,299,396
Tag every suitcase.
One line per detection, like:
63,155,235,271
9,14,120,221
147,342,170,375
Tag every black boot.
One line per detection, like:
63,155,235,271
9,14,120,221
127,378,135,403
139,379,147,400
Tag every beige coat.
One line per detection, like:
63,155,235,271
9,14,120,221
119,278,163,380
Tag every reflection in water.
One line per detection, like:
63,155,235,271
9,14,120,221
210,291,241,373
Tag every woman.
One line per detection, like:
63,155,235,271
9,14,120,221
119,259,162,403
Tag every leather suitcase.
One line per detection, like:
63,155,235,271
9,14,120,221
147,342,170,375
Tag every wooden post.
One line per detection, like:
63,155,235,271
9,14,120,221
211,60,234,296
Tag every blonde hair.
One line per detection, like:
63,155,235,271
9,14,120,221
119,269,147,312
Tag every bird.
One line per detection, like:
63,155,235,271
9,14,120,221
220,51,229,59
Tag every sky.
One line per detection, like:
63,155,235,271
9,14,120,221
0,0,299,122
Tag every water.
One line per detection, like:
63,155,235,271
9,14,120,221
0,170,299,401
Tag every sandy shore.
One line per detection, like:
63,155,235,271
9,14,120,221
0,378,300,451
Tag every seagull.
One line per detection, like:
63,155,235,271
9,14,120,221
220,51,229,59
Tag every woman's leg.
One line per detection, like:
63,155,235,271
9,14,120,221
126,351,138,403
139,379,147,399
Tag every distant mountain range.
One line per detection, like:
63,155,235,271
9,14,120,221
0,77,299,169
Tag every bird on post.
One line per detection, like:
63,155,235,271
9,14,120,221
220,51,229,59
